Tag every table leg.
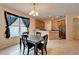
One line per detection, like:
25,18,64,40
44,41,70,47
20,38,22,51
34,44,38,55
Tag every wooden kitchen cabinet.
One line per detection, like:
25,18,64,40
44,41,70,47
35,20,45,29
52,20,59,30
49,31,59,40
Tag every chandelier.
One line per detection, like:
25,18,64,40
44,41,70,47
29,3,38,16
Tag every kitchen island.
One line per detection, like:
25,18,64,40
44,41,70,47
36,30,59,40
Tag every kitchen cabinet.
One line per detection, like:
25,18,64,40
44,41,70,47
35,20,45,29
49,31,59,39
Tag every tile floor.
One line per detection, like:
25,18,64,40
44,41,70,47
0,40,79,55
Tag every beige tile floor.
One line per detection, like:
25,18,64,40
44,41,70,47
0,40,79,55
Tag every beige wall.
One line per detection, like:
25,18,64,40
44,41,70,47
45,20,52,31
65,16,74,40
0,5,35,49
73,18,79,40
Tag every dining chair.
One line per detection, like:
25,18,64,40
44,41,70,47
36,32,41,37
21,33,35,55
37,34,48,55
20,32,28,51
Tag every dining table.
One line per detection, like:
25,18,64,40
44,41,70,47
27,35,44,55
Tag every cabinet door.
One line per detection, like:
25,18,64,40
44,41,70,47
52,20,59,30
49,31,59,39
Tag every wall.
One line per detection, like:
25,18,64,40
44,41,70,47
73,18,79,40
0,5,35,49
52,20,58,30
45,20,52,31
65,16,74,40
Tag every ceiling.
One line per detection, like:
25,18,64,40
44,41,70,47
2,3,79,20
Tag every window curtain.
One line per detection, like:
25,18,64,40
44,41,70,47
22,18,30,28
22,18,30,34
4,11,17,38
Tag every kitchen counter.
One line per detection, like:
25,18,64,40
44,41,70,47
36,30,59,40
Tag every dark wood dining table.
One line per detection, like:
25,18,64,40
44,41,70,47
27,35,43,55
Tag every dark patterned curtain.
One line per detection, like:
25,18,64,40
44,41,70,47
22,18,30,28
22,18,30,35
4,11,17,38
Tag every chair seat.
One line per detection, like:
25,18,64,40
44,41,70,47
37,43,44,50
27,43,35,48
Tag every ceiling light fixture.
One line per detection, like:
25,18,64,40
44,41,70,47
29,3,38,16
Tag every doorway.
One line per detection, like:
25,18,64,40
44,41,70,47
57,20,66,39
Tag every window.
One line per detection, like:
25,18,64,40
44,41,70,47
4,11,30,38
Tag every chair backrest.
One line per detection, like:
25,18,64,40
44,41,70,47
22,32,28,35
36,32,41,37
43,34,48,45
22,33,28,45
